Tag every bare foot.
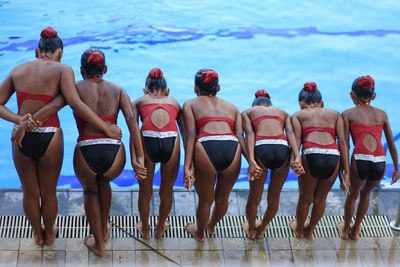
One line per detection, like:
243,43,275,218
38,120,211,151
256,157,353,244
289,219,304,239
242,221,255,239
350,223,363,240
155,220,170,239
255,220,266,239
304,218,313,239
136,221,150,239
104,222,112,241
206,221,215,235
33,227,44,246
336,221,349,240
44,225,58,245
84,235,104,257
184,222,205,242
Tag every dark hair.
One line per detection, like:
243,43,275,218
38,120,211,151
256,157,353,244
38,27,63,53
81,49,106,79
145,68,167,91
298,82,322,104
252,89,272,106
352,75,375,99
195,68,219,96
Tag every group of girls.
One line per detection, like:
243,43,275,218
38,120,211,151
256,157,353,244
0,27,399,257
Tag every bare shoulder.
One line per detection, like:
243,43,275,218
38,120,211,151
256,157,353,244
167,96,181,109
241,107,252,116
131,95,145,106
219,97,238,112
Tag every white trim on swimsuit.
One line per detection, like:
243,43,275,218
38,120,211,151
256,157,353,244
27,127,59,133
354,154,386,163
303,147,340,156
77,138,122,147
198,135,239,143
141,130,178,138
255,139,288,147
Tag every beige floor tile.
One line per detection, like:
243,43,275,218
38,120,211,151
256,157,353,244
157,238,180,250
310,237,335,250
336,249,362,267
88,250,112,266
43,238,66,251
18,250,42,267
268,250,294,266
223,250,248,266
202,238,223,250
157,249,182,267
19,238,43,251
42,250,66,267
244,238,268,251
0,239,20,251
136,250,159,266
181,250,202,265
222,238,245,250
65,251,88,267
313,250,337,266
112,238,136,251
65,239,88,251
0,251,18,267
113,251,136,266
358,249,384,267
289,237,313,250
292,249,315,267
103,239,112,250
201,250,224,266
333,237,378,250
374,237,400,250
245,250,270,267
267,238,291,250
178,238,204,250
135,238,158,251
380,249,400,266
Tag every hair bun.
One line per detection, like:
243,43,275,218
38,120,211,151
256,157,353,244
358,75,374,90
202,69,218,83
87,51,104,66
148,68,163,79
303,82,317,92
255,89,271,99
40,27,58,38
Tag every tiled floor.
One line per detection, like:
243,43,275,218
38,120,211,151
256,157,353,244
0,188,399,266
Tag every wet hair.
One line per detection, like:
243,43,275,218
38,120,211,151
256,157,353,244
81,49,106,79
352,75,375,99
38,27,63,53
298,82,322,104
145,68,167,91
195,68,219,96
252,89,272,107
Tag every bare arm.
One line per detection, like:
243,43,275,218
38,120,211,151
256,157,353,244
241,110,262,180
182,101,196,193
383,113,399,184
31,94,66,123
285,114,304,175
336,114,350,195
0,72,23,124
60,66,121,139
234,110,248,160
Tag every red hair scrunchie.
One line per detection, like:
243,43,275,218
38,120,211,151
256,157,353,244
202,69,218,83
303,82,317,92
358,75,374,90
40,27,58,38
148,68,163,79
255,89,271,99
87,51,104,66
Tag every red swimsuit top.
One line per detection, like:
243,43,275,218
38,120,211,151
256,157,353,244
196,117,235,140
350,123,385,157
302,126,338,150
17,92,60,127
251,115,287,141
138,103,179,132
74,113,117,142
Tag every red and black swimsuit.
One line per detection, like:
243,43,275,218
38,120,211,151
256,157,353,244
350,123,385,180
16,92,60,159
138,103,179,164
251,115,289,169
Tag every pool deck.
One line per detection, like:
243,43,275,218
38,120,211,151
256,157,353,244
0,188,399,266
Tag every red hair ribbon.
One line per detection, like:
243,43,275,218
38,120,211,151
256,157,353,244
255,89,270,99
202,69,218,83
358,75,374,90
87,51,104,66
303,82,317,92
148,68,163,79
40,27,58,38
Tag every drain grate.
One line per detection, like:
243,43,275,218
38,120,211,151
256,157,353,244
0,215,393,238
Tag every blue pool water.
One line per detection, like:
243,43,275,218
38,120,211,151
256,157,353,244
0,1,399,189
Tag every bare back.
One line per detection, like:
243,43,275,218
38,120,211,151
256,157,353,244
243,105,287,137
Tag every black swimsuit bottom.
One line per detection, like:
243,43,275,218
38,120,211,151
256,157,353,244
201,140,238,173
80,144,120,175
305,153,340,180
143,136,176,164
255,144,289,169
354,160,385,181
19,131,55,159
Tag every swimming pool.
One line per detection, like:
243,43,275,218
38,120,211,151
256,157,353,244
0,0,399,189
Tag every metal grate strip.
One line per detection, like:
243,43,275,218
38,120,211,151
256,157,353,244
0,215,394,238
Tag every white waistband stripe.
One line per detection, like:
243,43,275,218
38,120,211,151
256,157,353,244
303,148,340,156
78,138,122,147
354,154,386,163
198,135,239,142
141,131,177,138
27,127,59,133
255,139,288,147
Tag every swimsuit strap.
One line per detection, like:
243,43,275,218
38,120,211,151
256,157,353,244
196,116,235,131
74,113,118,142
139,103,179,132
350,123,384,156
251,115,284,132
302,126,336,141
17,92,55,111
